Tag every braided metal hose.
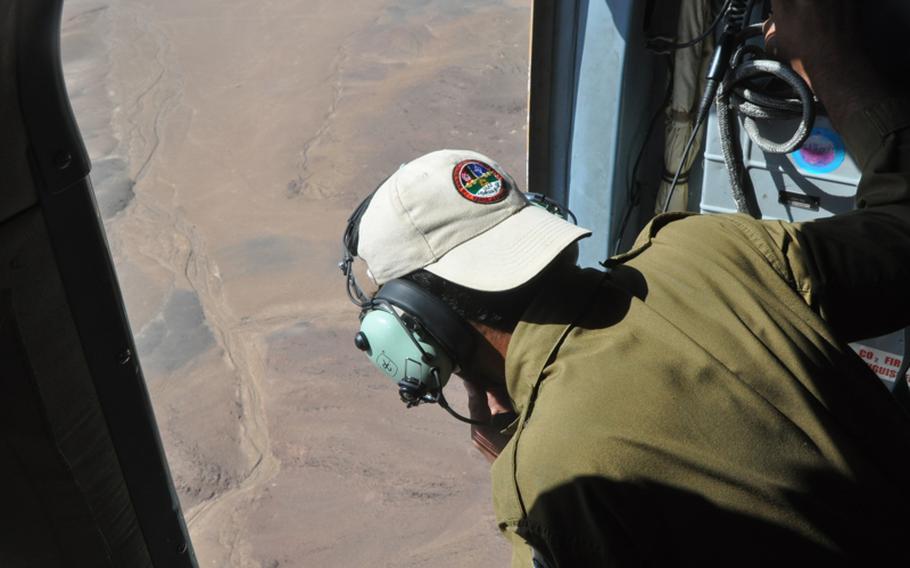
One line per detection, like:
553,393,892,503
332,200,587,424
716,37,816,216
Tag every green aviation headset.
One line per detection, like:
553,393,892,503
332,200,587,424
340,186,575,424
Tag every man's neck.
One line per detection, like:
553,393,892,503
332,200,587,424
474,322,512,360
463,321,512,388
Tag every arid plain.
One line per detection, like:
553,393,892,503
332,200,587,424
61,0,530,565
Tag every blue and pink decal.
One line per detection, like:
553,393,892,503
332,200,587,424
791,127,846,174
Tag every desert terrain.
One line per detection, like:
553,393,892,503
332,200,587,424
61,0,530,565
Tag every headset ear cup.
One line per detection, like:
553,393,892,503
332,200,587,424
356,305,455,396
373,279,477,370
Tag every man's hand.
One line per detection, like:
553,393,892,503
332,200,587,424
464,379,515,463
763,0,861,76
764,0,892,129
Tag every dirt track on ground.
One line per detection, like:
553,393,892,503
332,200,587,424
62,1,530,565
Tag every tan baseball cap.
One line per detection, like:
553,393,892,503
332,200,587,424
357,149,591,292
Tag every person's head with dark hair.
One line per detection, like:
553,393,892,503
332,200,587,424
350,149,590,453
394,240,579,412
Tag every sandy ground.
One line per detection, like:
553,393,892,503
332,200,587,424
61,0,530,566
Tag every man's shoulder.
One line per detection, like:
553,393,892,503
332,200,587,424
615,211,771,258
608,211,800,291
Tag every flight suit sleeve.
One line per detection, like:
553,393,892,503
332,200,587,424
765,98,910,342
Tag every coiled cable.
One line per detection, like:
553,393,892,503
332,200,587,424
716,26,815,216
662,15,816,217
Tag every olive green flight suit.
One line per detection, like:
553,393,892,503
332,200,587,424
493,98,910,566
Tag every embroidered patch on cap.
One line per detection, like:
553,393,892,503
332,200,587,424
452,160,508,203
